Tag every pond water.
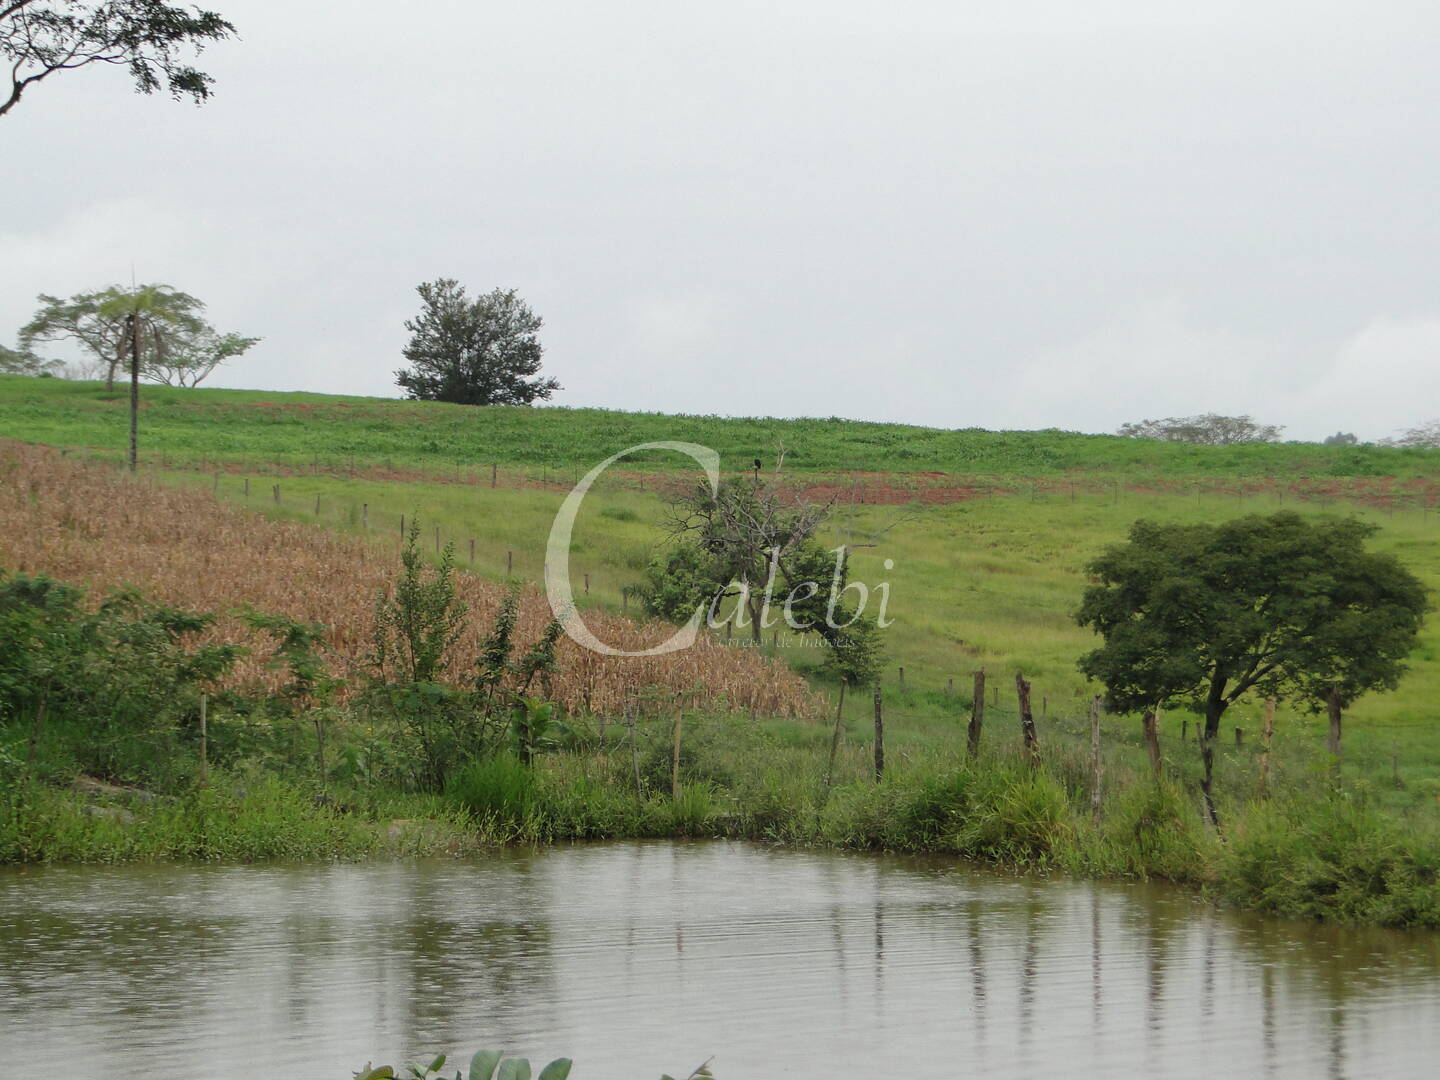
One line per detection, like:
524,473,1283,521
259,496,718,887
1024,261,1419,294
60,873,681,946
2,842,1438,1079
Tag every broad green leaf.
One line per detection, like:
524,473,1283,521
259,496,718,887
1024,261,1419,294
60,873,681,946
496,1058,532,1080
355,1068,395,1080
537,1059,573,1080
429,1055,448,1074
468,1050,505,1080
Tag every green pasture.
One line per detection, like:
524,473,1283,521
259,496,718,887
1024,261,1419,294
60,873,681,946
5,373,1440,479
144,461,1440,821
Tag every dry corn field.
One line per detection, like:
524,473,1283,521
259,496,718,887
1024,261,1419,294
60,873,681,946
0,442,818,718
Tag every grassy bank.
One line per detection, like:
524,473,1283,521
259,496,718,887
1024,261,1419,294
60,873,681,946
8,730,1438,929
5,374,1440,479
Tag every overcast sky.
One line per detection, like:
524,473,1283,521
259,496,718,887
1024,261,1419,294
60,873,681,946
4,1,1439,441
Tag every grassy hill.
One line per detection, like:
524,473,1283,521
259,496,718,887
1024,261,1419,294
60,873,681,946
4,374,1440,480
4,374,1439,820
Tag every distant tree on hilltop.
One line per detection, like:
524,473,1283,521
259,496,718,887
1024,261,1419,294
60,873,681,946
1117,413,1284,445
20,285,256,390
1323,431,1359,446
0,342,60,376
1384,420,1440,449
395,280,560,407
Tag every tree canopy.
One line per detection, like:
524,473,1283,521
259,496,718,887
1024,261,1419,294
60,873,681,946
1117,414,1284,445
395,279,560,407
0,342,59,375
1,1,236,119
644,474,885,686
1076,511,1427,821
19,284,254,388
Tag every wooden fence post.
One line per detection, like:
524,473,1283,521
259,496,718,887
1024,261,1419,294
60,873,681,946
1089,695,1102,824
967,669,986,757
362,503,368,529
507,550,513,575
1258,697,1276,799
873,683,884,781
1016,673,1039,766
244,478,249,497
434,525,440,553
314,494,321,515
198,693,208,787
825,680,847,788
671,710,683,798
898,666,905,688
272,483,280,504
469,538,475,563
585,573,590,594
1141,708,1162,776
628,706,642,797
491,463,498,488
1234,727,1245,747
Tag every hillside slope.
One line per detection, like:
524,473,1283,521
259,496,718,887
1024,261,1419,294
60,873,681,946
4,375,1438,480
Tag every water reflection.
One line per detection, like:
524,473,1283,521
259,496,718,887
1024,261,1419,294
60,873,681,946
1,842,1437,1079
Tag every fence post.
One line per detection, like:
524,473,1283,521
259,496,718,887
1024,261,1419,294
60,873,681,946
198,693,208,787
873,684,884,782
1089,695,1102,824
1258,697,1276,799
491,463,498,488
585,573,590,594
469,538,475,563
825,680,847,788
1142,708,1162,776
1016,673,1039,766
507,550,513,575
362,503,368,529
628,706,642,797
244,477,249,497
314,494,321,516
967,669,985,757
1234,727,1245,747
671,710,683,798
272,483,280,504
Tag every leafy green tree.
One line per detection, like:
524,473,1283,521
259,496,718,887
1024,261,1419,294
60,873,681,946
0,572,240,785
1076,512,1427,824
643,474,886,683
1,1,237,119
395,279,560,406
371,516,467,686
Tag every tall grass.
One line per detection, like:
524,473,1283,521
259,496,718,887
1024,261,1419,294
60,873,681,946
0,441,816,719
